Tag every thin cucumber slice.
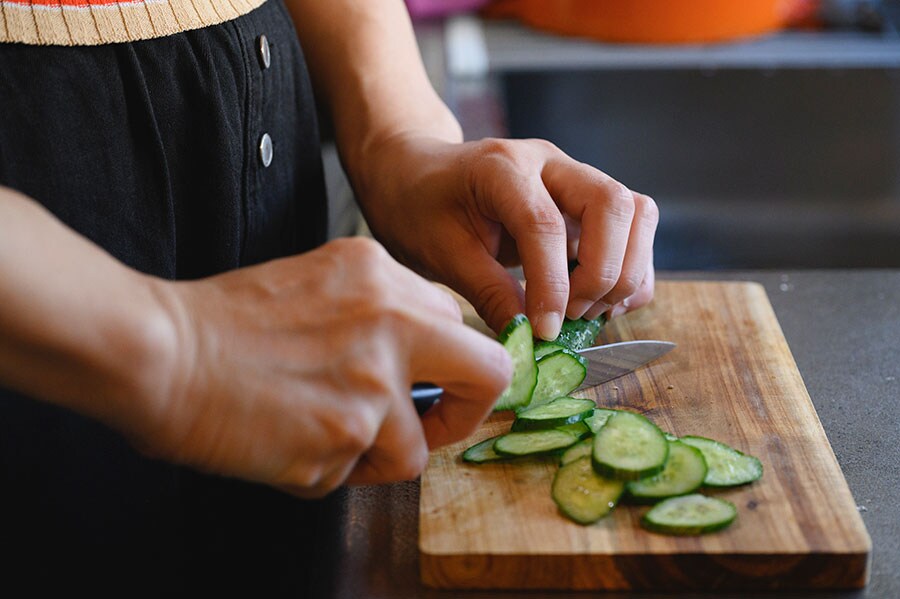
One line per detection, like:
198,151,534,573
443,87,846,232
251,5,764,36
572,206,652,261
554,317,606,352
493,315,538,411
493,429,579,457
534,341,566,360
559,438,593,466
680,436,763,487
511,397,596,431
592,411,669,480
531,349,587,405
556,421,591,440
552,457,625,525
641,494,737,535
462,436,507,464
584,408,617,434
626,441,708,503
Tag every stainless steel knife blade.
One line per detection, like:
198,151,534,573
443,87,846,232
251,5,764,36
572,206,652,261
574,340,675,390
410,340,675,413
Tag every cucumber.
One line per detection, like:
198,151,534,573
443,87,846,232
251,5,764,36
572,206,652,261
559,438,593,466
533,341,566,360
530,349,587,405
584,408,616,434
554,316,606,352
511,397,596,431
493,429,579,457
626,441,708,503
462,436,507,464
493,315,538,411
555,421,592,440
592,411,668,480
680,436,763,487
552,457,625,525
641,494,737,535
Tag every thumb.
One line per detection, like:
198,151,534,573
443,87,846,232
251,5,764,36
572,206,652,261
444,244,525,335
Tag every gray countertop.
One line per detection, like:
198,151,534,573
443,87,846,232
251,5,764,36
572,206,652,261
322,270,900,599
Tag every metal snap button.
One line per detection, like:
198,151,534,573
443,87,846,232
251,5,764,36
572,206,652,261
258,34,271,70
259,133,273,167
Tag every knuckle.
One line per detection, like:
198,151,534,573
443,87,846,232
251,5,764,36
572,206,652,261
473,280,513,327
477,137,514,160
601,182,637,220
395,446,430,481
527,137,559,154
525,204,566,235
605,273,643,304
634,192,660,226
333,405,381,455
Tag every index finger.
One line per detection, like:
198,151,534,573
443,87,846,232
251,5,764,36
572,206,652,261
485,173,569,341
409,320,513,448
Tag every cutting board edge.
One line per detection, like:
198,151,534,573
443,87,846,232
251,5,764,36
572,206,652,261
419,549,871,591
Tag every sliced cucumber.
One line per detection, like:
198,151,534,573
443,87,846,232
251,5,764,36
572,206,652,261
552,457,625,525
626,441,708,503
493,429,579,457
680,436,763,487
511,397,596,431
533,341,566,360
462,436,507,464
641,494,737,535
493,315,538,411
556,421,591,440
530,349,587,405
592,411,669,480
554,316,606,352
559,438,593,466
584,408,617,434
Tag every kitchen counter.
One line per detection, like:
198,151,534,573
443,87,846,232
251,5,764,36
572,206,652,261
319,270,900,599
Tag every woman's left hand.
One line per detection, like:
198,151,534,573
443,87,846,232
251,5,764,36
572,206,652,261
355,135,659,341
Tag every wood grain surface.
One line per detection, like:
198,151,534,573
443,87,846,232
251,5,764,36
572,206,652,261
419,281,871,591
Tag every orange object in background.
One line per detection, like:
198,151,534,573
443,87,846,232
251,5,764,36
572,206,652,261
484,0,814,44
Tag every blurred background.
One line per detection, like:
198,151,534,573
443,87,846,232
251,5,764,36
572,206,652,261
325,0,900,270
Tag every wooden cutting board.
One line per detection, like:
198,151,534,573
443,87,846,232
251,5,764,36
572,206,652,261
419,281,871,591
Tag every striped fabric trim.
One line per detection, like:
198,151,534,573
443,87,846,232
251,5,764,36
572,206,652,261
0,0,266,45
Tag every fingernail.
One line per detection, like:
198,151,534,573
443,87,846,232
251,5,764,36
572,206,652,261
537,311,563,341
584,301,611,321
566,299,594,320
610,303,628,319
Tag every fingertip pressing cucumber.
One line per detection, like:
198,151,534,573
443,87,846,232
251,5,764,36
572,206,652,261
553,316,606,352
494,314,538,412
493,429,579,457
626,441,708,503
680,436,763,487
592,411,669,480
511,397,596,432
462,436,507,464
530,349,587,405
641,494,737,535
552,457,625,525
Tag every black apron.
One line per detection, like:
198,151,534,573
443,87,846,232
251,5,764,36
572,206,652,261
0,2,338,594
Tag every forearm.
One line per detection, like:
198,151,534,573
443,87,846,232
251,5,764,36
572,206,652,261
284,0,462,193
0,186,175,431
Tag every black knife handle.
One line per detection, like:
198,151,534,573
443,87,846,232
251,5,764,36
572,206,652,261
411,383,443,415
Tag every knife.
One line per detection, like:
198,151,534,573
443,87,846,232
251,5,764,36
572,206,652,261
411,340,676,415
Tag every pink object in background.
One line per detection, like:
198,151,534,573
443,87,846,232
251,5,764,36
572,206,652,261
405,0,489,20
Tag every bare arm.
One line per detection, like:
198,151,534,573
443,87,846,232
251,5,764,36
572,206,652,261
0,186,510,495
285,0,658,340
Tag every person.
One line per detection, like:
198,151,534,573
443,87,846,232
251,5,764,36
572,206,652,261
0,0,657,592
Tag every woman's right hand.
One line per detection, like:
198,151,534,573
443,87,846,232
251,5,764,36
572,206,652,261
135,237,512,497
